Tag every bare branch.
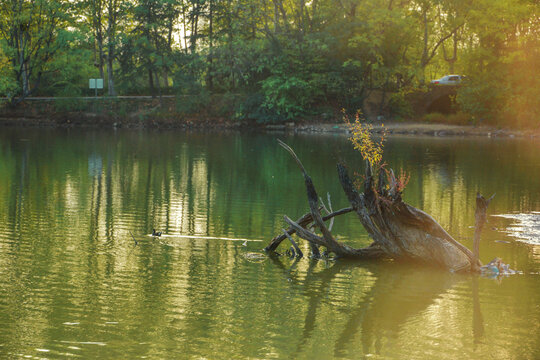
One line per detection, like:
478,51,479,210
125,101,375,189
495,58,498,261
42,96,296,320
282,229,303,258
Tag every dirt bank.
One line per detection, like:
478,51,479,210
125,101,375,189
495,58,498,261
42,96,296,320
273,122,539,138
1,98,537,138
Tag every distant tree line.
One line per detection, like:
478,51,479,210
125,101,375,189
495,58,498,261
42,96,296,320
0,0,538,126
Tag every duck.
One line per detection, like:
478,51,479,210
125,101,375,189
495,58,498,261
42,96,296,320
152,229,162,237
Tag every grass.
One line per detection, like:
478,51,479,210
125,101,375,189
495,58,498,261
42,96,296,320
422,112,472,125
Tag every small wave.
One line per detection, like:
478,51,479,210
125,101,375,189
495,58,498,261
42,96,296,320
492,213,540,245
147,234,263,242
244,252,267,263
59,340,106,346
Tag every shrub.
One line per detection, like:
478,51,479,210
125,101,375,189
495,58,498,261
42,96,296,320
53,98,91,112
233,92,280,124
260,75,313,121
456,74,505,125
175,93,210,115
388,91,413,119
344,110,386,167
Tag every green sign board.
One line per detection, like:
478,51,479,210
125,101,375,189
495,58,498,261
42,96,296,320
89,79,104,89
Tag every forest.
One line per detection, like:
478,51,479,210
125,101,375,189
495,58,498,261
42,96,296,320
0,0,538,126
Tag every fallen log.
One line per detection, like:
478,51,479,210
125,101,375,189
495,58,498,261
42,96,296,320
265,140,493,272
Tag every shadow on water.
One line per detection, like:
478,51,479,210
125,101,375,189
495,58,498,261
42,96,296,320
472,275,484,346
270,256,487,358
334,262,461,358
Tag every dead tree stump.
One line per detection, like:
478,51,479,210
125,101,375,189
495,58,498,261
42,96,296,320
265,140,492,273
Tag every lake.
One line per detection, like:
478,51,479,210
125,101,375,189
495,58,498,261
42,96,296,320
0,128,539,359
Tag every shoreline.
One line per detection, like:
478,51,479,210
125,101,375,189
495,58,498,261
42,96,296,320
0,114,537,139
1,96,537,139
280,122,539,138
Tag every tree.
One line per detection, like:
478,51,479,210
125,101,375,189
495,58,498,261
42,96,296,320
125,0,181,96
81,0,106,80
0,0,72,101
0,47,19,97
457,0,539,127
104,0,126,96
0,0,535,127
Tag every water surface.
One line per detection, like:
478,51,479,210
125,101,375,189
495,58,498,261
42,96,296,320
0,129,539,359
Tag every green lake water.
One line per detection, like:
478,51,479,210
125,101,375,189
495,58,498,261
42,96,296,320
0,128,539,359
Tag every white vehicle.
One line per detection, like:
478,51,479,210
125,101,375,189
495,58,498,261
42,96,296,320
430,74,464,85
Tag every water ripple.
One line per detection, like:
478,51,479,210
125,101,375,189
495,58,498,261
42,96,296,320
493,212,540,245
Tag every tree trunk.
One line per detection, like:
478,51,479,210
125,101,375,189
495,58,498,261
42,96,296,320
442,31,458,74
148,68,155,98
337,162,480,271
18,33,29,96
265,141,491,273
190,2,199,53
93,0,105,80
107,54,115,96
98,41,105,80
106,0,117,96
207,0,214,91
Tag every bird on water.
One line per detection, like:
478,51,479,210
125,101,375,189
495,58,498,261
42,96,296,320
152,229,162,237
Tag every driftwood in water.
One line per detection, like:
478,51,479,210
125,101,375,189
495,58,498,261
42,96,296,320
265,140,492,272
473,194,494,266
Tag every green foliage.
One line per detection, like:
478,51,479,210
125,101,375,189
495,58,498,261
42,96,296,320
453,0,539,128
233,93,277,124
388,91,414,120
0,0,73,98
260,75,312,120
0,51,19,98
53,98,93,112
457,74,505,124
173,52,210,114
37,30,95,97
0,0,536,128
